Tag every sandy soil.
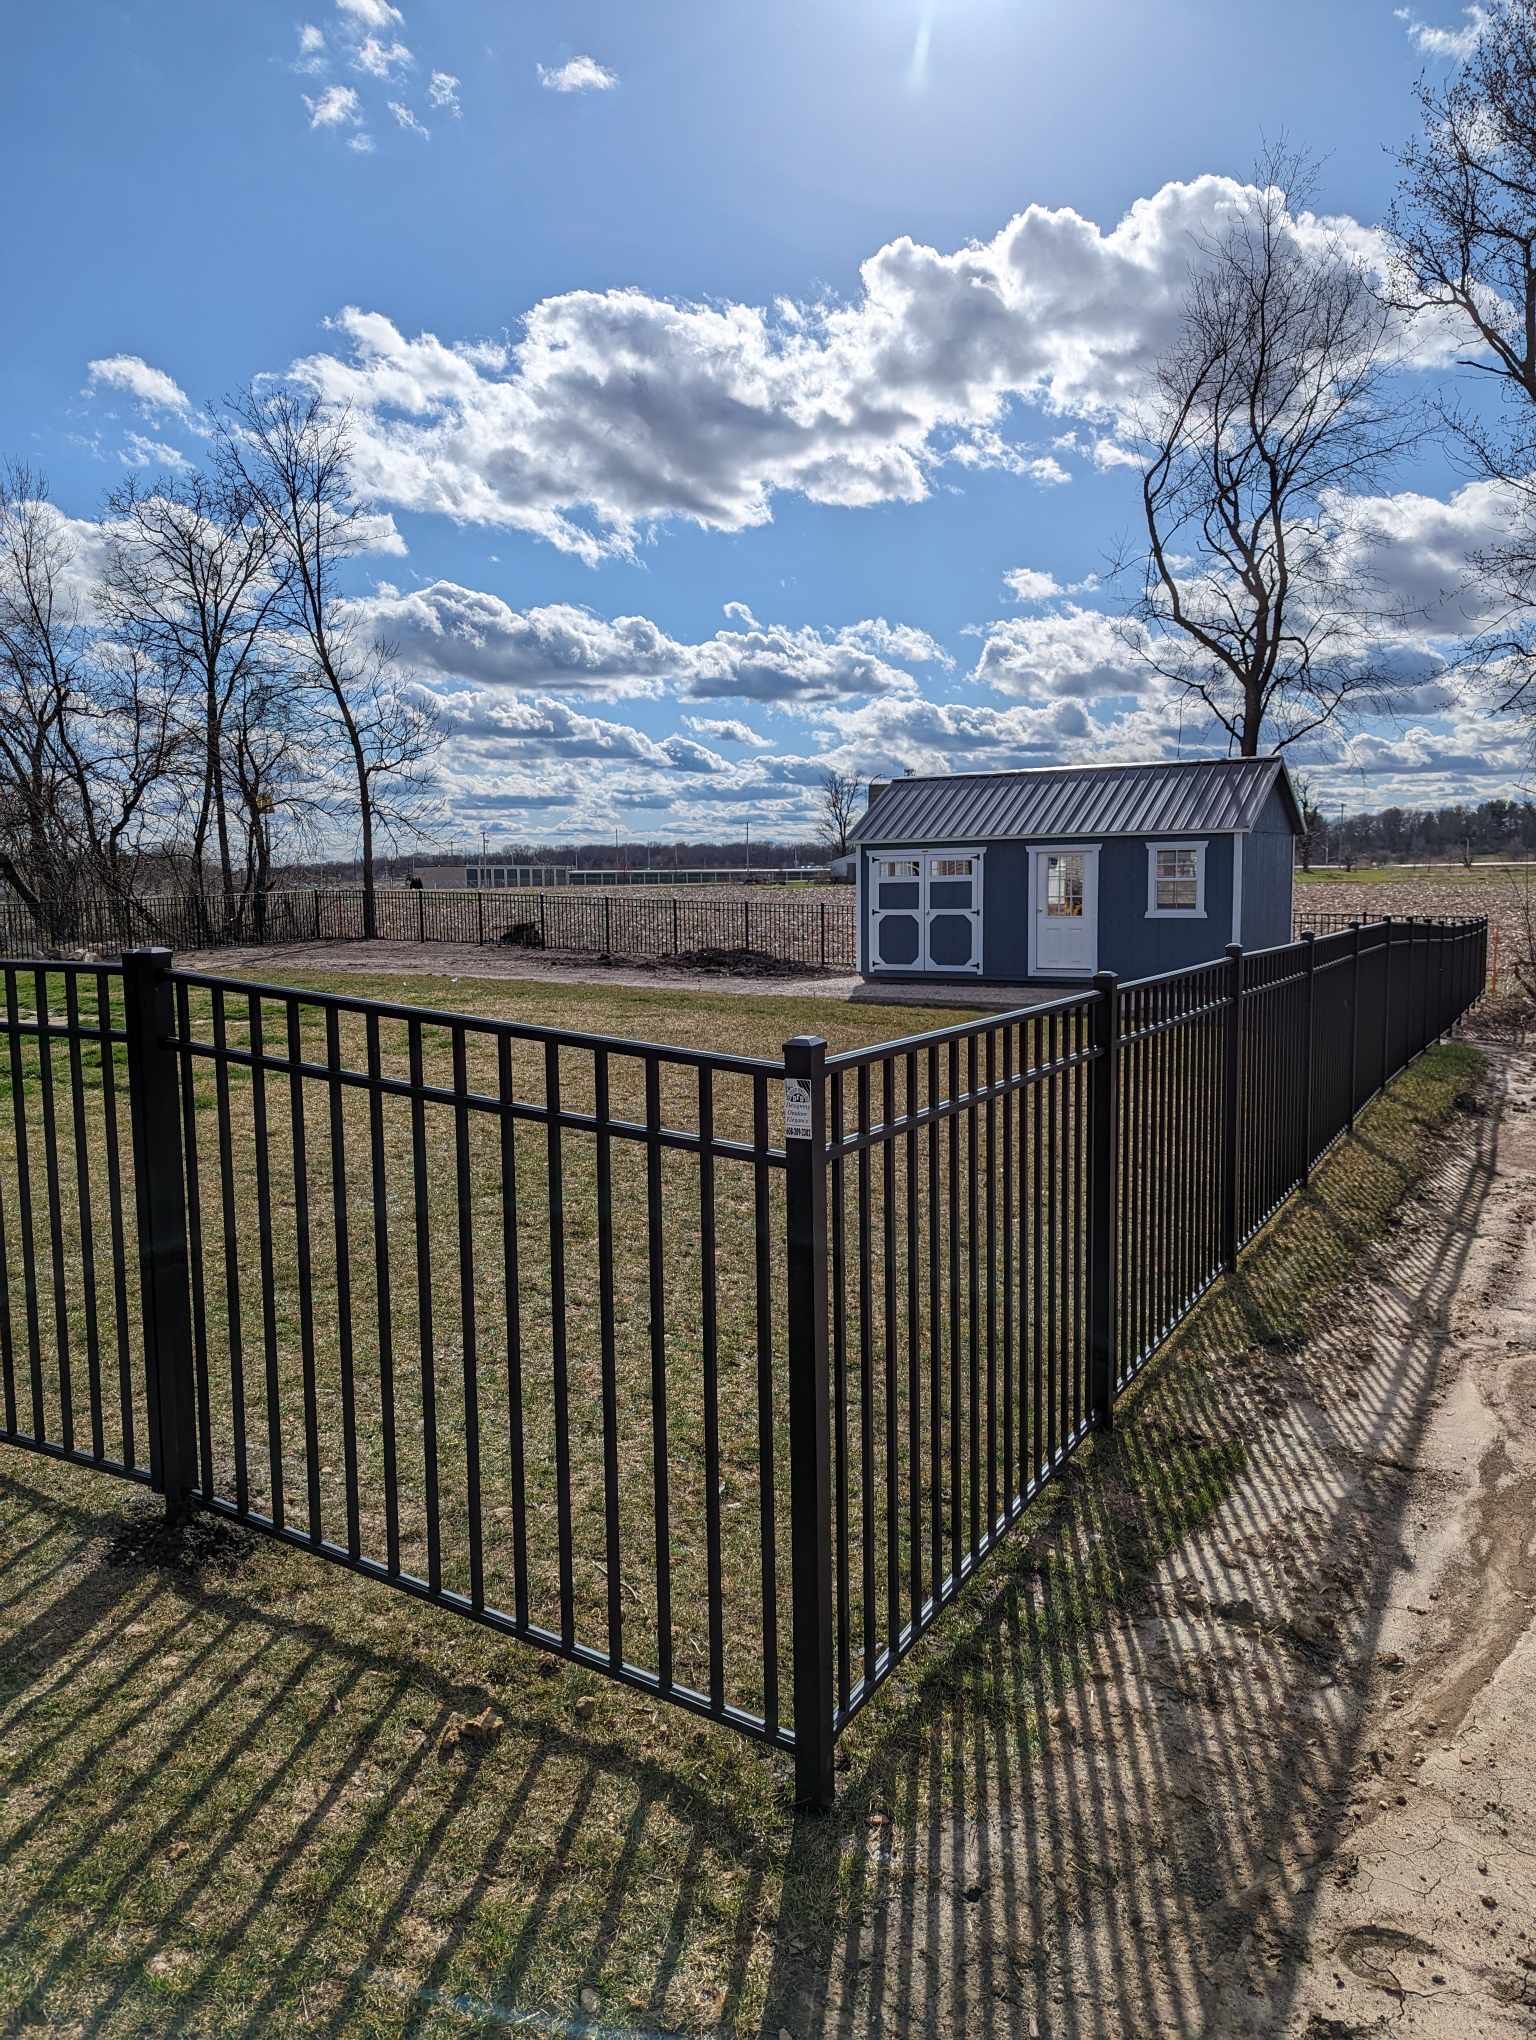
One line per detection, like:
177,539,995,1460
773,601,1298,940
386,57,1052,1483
770,1039,1536,2038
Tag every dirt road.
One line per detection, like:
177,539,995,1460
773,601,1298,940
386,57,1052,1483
775,1042,1536,2038
1282,1043,1536,2036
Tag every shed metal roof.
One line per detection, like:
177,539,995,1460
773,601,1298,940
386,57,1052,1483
850,756,1299,847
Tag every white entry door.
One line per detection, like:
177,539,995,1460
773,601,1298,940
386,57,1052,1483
868,849,984,974
1030,846,1099,977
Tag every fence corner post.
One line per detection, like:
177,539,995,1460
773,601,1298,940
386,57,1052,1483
1087,971,1120,1432
1222,943,1244,1273
1300,931,1317,1185
782,1033,835,1811
121,947,197,1523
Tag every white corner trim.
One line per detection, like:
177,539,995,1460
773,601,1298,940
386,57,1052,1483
1145,839,1208,919
1232,832,1244,946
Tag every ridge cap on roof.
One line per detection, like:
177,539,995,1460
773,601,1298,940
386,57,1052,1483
872,754,1279,790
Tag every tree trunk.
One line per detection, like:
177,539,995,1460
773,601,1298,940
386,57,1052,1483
1240,694,1264,757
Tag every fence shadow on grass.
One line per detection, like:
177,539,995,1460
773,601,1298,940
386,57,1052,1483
0,1053,1499,2039
0,1461,789,2036
761,1052,1500,2038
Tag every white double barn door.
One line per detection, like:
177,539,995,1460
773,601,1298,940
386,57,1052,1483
868,849,983,974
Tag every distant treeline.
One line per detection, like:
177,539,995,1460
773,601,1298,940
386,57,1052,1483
1306,798,1536,866
278,838,832,884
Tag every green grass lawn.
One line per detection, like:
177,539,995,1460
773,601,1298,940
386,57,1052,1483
0,957,1484,2035
1294,863,1520,888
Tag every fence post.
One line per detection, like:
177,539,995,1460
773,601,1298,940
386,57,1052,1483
121,948,198,1522
1299,932,1317,1185
673,897,680,957
1221,943,1244,1272
1347,921,1362,1132
782,1034,835,1811
1087,972,1120,1430
1381,916,1393,1083
820,900,827,970
313,888,322,941
603,895,612,956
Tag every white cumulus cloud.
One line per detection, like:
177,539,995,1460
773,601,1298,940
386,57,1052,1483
427,69,461,114
335,0,403,28
294,23,328,73
1394,5,1490,57
352,34,413,78
305,83,363,127
389,101,430,138
85,354,191,413
346,581,939,702
275,174,1447,563
682,716,774,747
971,605,1152,700
537,56,619,93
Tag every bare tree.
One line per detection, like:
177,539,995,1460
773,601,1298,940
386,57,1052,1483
216,387,439,938
103,468,286,936
223,662,332,936
0,465,186,941
815,768,860,856
1290,767,1325,869
1127,147,1415,755
1387,1,1536,714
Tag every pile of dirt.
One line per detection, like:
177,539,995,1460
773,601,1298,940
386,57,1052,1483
671,944,831,978
104,1503,257,1575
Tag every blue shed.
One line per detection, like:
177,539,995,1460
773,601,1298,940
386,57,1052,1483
851,756,1301,986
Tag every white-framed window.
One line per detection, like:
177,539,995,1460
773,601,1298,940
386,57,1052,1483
878,857,920,880
1146,841,1207,917
1045,854,1086,918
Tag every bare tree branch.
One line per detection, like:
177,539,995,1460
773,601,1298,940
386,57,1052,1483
1125,144,1416,755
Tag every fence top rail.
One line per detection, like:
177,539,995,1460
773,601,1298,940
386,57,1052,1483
823,984,1099,1073
164,966,786,1078
0,955,127,981
1243,913,1486,966
1119,956,1232,996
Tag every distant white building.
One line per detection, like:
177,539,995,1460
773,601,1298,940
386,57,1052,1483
412,861,567,889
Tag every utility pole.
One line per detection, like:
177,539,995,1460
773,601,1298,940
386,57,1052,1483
745,820,751,874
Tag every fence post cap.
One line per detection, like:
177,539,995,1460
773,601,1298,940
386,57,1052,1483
1225,941,1244,960
122,945,174,966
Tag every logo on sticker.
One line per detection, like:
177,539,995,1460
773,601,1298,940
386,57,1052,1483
784,1078,813,1140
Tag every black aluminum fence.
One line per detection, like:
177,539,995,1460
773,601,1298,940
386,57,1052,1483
0,916,1486,1806
308,887,856,967
0,890,305,957
0,886,858,971
1,891,1402,977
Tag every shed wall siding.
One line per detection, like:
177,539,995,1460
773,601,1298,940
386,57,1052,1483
1238,782,1296,950
859,835,1237,983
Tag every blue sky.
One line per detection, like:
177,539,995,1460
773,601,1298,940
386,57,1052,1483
1,0,1520,848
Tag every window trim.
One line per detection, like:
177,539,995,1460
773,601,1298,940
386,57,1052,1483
1145,839,1208,919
